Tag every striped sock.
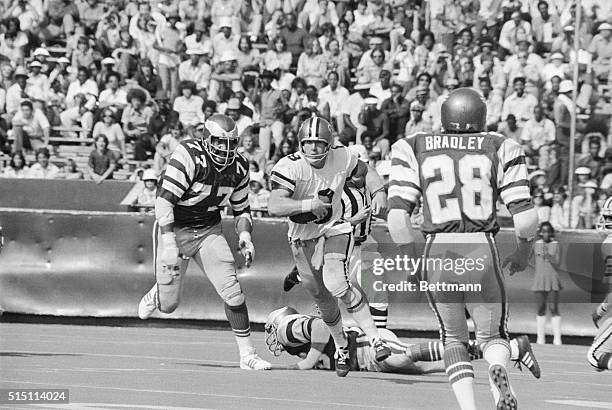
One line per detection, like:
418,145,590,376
408,341,444,362
370,304,388,329
224,301,251,339
444,342,474,384
598,353,612,370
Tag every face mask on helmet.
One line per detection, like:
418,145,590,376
298,117,334,166
597,209,612,231
264,306,298,356
300,139,330,166
203,119,239,169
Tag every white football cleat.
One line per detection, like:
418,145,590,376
138,286,158,319
240,348,271,370
489,364,518,410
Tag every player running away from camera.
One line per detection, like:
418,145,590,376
387,88,538,410
284,171,390,328
590,201,612,371
268,116,391,377
264,306,540,378
138,114,271,370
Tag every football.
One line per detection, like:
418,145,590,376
289,191,333,224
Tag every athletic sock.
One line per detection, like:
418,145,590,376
509,338,519,361
342,287,379,342
597,353,612,370
224,302,253,356
322,306,347,348
444,342,476,410
408,341,444,362
369,303,388,329
483,338,511,367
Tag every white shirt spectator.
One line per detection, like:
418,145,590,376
484,92,504,126
234,114,253,137
369,82,391,109
5,83,25,115
27,163,60,179
343,92,365,131
521,117,556,150
499,19,533,51
318,84,350,120
178,60,212,90
92,122,126,153
173,95,205,126
502,92,538,124
66,79,99,109
98,88,128,108
26,73,50,102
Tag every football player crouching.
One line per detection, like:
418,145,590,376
138,114,270,370
264,306,541,378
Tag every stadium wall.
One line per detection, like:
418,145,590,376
0,209,608,337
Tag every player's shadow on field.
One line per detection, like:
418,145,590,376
0,351,82,357
359,375,448,386
175,361,240,369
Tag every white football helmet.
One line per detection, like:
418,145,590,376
264,306,298,356
297,116,334,166
201,114,239,169
597,197,612,231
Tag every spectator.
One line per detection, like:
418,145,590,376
122,88,154,161
404,101,433,135
296,37,326,89
521,105,556,171
27,147,60,179
224,98,252,136
323,38,350,87
26,61,49,104
248,172,270,217
98,72,128,112
502,77,538,126
359,97,390,158
499,11,532,57
533,189,551,223
571,180,598,229
356,46,391,84
59,93,95,139
135,59,163,97
236,35,261,70
132,168,158,209
360,134,382,166
588,22,612,80
370,69,392,109
1,150,28,178
62,158,84,180
179,46,212,92
65,66,98,110
498,114,523,144
255,70,284,159
339,75,371,145
280,13,310,67
267,136,297,174
318,71,350,133
93,108,127,159
209,50,241,103
153,121,185,176
154,10,183,100
11,99,50,152
479,77,503,131
381,83,410,141
5,66,29,119
532,0,560,53
87,135,118,184
238,133,266,174
212,17,239,61
577,136,605,180
262,36,293,74
542,53,569,85
549,187,570,230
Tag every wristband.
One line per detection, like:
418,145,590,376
301,199,314,213
161,232,176,245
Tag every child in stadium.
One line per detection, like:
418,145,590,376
531,222,563,345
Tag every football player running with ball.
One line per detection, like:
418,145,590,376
268,116,391,377
388,88,538,410
138,114,271,370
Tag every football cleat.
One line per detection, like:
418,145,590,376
283,266,301,292
335,346,351,377
372,338,392,362
513,335,541,379
489,364,518,410
138,286,158,320
240,348,271,370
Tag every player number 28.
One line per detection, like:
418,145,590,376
422,154,493,224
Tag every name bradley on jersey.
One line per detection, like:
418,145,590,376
424,135,485,151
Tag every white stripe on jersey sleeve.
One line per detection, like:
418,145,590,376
160,144,196,198
389,138,421,210
230,174,251,212
497,138,531,206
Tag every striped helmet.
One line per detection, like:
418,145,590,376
264,306,298,356
597,197,612,231
201,114,239,169
297,116,334,165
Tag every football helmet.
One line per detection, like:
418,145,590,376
264,306,298,356
441,87,487,133
297,116,334,166
597,197,612,231
201,114,239,169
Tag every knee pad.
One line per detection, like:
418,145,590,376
219,273,244,305
323,254,350,298
224,291,245,307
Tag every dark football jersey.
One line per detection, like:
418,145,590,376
157,138,250,228
388,132,532,235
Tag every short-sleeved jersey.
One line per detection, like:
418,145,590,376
388,132,532,235
157,138,250,228
342,185,372,245
271,147,359,240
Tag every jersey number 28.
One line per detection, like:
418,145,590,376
422,154,493,225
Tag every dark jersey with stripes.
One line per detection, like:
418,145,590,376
157,138,251,229
388,132,532,235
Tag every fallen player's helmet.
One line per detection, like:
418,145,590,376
441,87,487,133
202,114,239,169
264,306,298,356
597,197,612,231
297,116,334,165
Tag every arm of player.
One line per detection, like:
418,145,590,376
358,160,388,218
498,138,538,275
154,144,196,268
387,139,421,259
268,189,331,220
593,291,611,328
231,173,255,266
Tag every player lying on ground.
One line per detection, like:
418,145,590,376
268,116,392,377
590,204,612,371
387,88,538,410
264,306,540,378
137,114,270,370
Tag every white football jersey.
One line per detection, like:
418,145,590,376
271,146,358,240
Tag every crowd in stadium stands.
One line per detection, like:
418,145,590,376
0,0,612,228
